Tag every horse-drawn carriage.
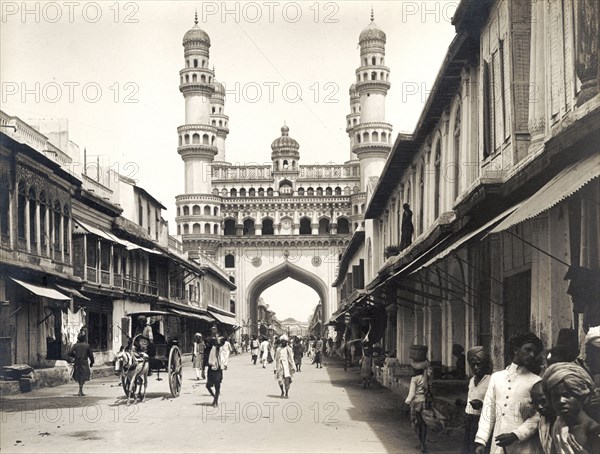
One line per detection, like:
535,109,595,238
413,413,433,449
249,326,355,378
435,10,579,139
116,311,183,402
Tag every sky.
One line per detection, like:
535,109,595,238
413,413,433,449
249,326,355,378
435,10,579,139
1,1,458,320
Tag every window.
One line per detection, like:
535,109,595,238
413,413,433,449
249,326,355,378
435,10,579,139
52,201,62,254
137,196,143,226
146,202,151,235
88,311,109,350
204,205,211,215
0,178,9,241
224,219,236,235
63,204,70,257
183,205,190,216
434,141,441,219
453,103,462,200
193,223,201,234
299,218,311,235
17,181,26,242
318,218,330,234
28,188,37,248
193,205,200,215
262,218,274,235
39,192,47,250
337,217,350,234
297,187,305,196
225,254,235,268
204,223,211,234
243,219,255,235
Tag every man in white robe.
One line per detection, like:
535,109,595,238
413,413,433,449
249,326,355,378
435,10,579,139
475,332,544,454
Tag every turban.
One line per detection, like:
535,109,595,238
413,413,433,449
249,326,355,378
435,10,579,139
585,326,600,348
467,346,490,363
510,331,544,354
542,362,596,400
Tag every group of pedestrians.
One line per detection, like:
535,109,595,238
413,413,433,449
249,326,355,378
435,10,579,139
411,329,599,454
403,329,600,454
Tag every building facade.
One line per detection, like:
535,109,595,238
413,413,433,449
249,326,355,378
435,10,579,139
0,111,236,374
174,15,393,334
332,0,599,423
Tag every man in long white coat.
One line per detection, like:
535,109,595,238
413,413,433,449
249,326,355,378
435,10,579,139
475,332,544,454
259,336,270,368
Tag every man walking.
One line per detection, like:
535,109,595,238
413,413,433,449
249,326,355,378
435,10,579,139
203,325,226,407
250,334,260,365
474,332,544,454
314,335,324,369
259,336,270,368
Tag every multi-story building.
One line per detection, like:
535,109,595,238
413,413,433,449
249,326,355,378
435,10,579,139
0,111,236,376
174,14,393,333
332,0,599,421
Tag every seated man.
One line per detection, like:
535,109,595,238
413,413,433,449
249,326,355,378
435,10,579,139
132,315,153,362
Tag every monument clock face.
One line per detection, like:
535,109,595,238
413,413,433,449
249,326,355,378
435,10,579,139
281,218,292,234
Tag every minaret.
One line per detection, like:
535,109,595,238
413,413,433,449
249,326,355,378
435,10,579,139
351,10,392,192
175,13,221,257
210,68,229,162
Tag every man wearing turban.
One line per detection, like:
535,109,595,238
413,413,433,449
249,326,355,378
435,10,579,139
474,332,545,454
542,362,599,453
463,346,492,454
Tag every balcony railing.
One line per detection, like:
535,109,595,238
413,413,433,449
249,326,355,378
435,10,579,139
123,277,158,296
100,270,111,285
87,266,97,283
113,273,123,288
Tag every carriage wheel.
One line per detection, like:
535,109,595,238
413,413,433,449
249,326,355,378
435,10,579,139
168,345,182,397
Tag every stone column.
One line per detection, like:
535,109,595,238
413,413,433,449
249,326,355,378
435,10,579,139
576,0,599,106
25,197,30,253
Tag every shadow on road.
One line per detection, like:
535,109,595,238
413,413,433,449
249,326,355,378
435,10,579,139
322,358,461,454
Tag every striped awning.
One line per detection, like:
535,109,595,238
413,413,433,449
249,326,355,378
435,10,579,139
490,152,600,234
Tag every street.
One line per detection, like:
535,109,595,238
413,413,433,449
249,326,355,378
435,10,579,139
1,353,460,453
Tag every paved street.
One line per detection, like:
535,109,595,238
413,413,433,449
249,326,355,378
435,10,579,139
1,353,460,453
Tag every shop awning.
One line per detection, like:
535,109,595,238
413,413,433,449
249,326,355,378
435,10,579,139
75,219,161,255
168,308,215,322
489,152,600,234
10,278,71,301
74,219,115,243
208,310,238,326
410,202,523,274
54,284,90,301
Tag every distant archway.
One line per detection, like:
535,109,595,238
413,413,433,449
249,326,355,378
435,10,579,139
246,261,327,335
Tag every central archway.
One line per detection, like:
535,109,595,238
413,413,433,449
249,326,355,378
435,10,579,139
246,260,328,335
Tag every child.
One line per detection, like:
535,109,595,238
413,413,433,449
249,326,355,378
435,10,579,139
462,346,492,454
542,362,600,453
69,332,94,397
530,381,556,453
405,360,430,453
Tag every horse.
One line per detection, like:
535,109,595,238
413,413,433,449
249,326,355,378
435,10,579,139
115,350,149,405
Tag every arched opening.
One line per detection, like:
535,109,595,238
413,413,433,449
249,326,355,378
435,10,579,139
249,188,256,197
258,187,265,197
193,223,201,234
203,205,211,216
224,254,235,268
243,219,255,235
183,206,190,216
213,207,219,216
433,139,442,219
213,224,218,234
297,187,305,196
337,217,350,234
334,186,342,196
299,217,312,235
325,187,333,196
230,188,237,198
318,218,330,235
246,261,328,336
183,224,189,234
192,133,200,144
239,188,247,197
307,187,314,196
266,188,274,197
279,179,293,196
224,219,236,236
316,187,323,196
204,223,211,234
261,218,274,235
